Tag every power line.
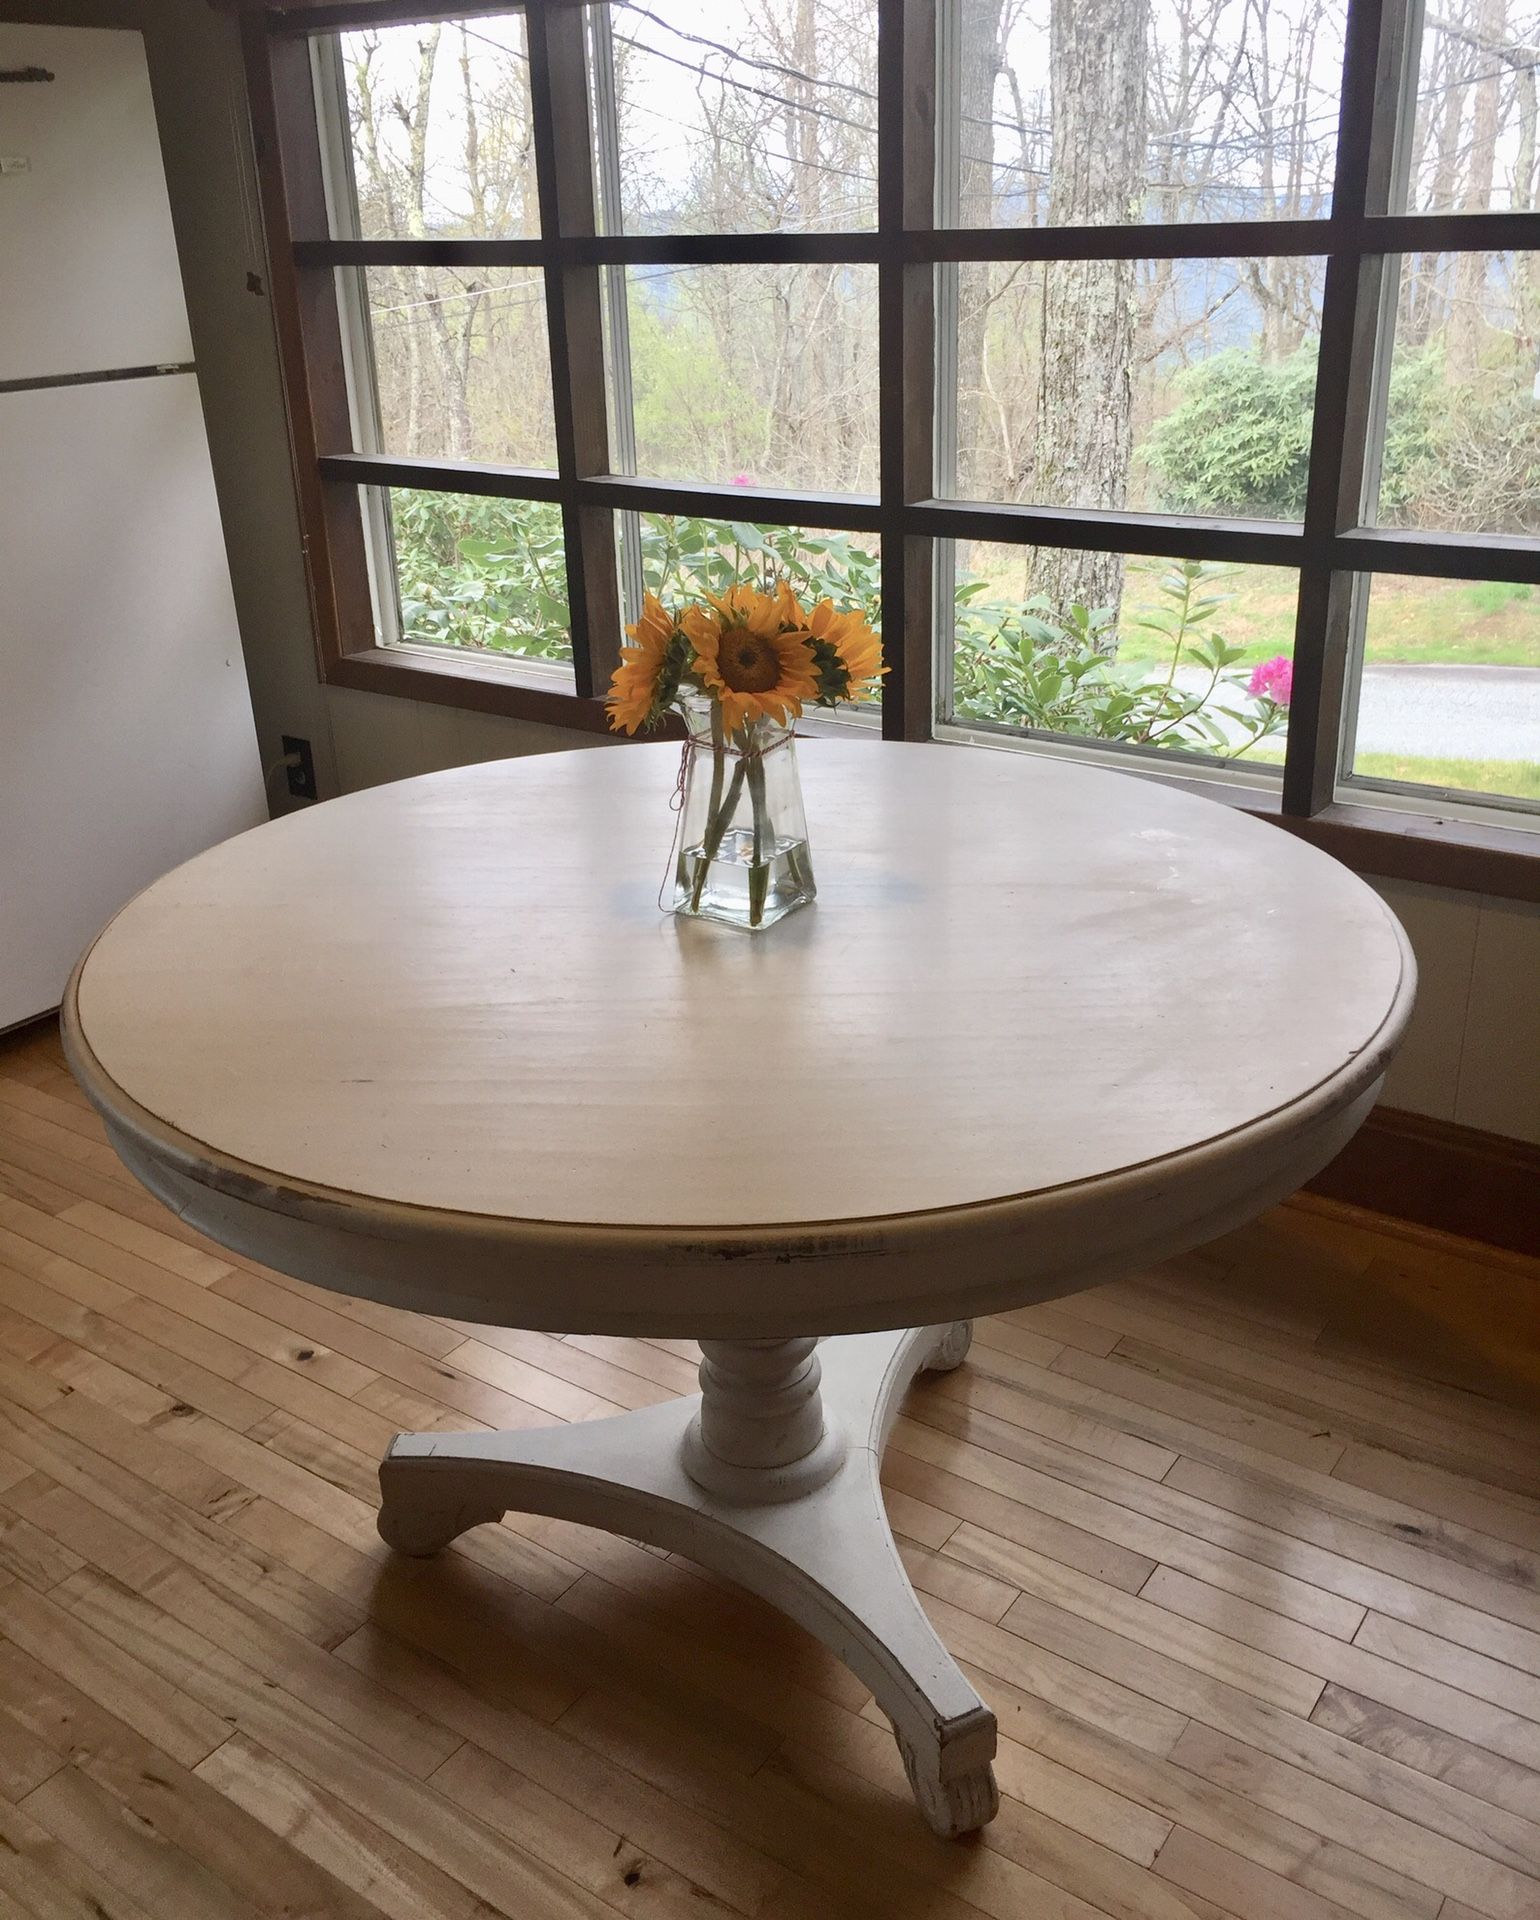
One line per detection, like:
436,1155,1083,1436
614,0,878,107
451,9,1340,178
355,9,1540,224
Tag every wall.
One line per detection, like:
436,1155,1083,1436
1366,878,1539,1144
6,0,1537,1149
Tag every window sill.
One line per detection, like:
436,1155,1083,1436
1080,759,1540,902
1274,799,1539,904
327,644,634,736
937,723,1540,902
329,646,1538,902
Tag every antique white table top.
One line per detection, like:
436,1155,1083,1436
64,742,1413,1336
61,739,1416,1839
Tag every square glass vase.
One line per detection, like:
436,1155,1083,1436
671,702,817,932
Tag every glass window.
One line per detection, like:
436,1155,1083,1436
287,1,1540,838
1373,251,1540,536
944,0,1345,229
1343,573,1540,807
621,512,882,712
944,541,1298,767
331,15,539,240
586,0,878,236
374,487,573,672
626,511,880,614
1400,2,1540,216
944,258,1324,516
607,263,880,492
359,267,556,467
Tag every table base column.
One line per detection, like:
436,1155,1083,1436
377,1320,999,1837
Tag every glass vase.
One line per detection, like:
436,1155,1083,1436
671,698,817,932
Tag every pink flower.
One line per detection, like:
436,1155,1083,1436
1247,654,1292,707
730,472,755,487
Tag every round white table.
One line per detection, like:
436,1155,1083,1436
62,742,1414,1837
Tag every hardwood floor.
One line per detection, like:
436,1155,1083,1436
1,1017,1538,1920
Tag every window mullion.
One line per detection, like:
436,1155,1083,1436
526,2,621,701
931,0,960,728
247,19,375,668
880,0,938,742
1283,0,1400,817
586,4,643,629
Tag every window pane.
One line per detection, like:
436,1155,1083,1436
945,542,1297,767
1401,5,1540,214
330,15,538,241
621,512,882,710
376,488,573,671
946,258,1324,516
1375,252,1540,535
586,0,877,235
1344,574,1540,808
360,267,556,467
609,263,879,491
946,0,1344,229
627,511,879,608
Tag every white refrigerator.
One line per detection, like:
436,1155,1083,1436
0,22,266,1032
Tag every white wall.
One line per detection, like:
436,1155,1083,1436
323,687,612,794
11,0,1535,1150
1368,877,1540,1144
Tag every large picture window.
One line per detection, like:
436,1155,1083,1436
244,0,1540,885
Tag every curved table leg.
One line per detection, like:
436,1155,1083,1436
377,1320,998,1837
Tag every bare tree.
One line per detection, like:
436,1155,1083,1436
1029,0,1150,627
1450,0,1509,374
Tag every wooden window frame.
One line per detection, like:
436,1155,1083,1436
240,0,1540,899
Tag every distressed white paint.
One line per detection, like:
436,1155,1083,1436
62,748,1414,1834
379,1321,1001,1836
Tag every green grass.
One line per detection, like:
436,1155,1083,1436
1117,567,1540,670
1249,744,1540,803
1349,751,1540,802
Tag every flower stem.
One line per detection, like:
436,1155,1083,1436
689,712,745,912
746,749,770,927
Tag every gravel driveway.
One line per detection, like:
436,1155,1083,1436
1176,662,1540,761
1352,664,1540,761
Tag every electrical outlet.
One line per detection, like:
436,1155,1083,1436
282,734,318,802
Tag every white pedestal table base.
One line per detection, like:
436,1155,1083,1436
377,1320,998,1837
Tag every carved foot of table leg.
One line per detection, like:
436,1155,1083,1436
378,1447,507,1556
373,1324,998,1835
921,1320,973,1374
898,1726,1002,1839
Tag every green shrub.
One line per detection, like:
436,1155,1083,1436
1145,347,1318,519
951,559,1289,759
387,500,1286,763
1407,367,1540,534
391,491,573,661
1145,343,1442,520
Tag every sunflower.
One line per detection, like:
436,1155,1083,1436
805,598,885,705
607,591,683,734
686,585,819,731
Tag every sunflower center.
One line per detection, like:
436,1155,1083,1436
717,629,781,694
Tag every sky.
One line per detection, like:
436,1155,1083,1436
336,0,1357,235
336,0,1540,234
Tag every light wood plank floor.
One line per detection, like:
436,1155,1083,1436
1,1018,1538,1920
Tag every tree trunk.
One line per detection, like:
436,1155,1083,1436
953,0,1005,496
789,0,834,481
1449,0,1504,379
1030,0,1148,636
